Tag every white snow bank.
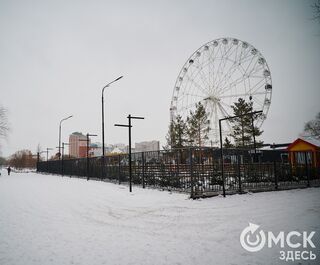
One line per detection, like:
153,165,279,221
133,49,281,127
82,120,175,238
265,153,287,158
0,169,319,265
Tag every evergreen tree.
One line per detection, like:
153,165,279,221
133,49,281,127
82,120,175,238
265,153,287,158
229,98,263,148
186,102,210,147
165,115,187,149
223,137,233,148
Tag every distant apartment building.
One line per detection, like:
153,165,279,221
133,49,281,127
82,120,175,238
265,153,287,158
135,140,160,153
69,132,88,158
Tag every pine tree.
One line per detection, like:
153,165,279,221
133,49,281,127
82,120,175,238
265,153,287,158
223,137,233,148
229,98,263,148
186,102,210,147
165,115,187,149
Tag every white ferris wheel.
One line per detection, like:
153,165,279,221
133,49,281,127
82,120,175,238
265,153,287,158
170,37,272,146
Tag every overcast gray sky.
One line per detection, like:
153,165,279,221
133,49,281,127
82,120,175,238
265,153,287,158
0,0,319,157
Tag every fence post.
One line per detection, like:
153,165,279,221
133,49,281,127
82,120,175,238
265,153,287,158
86,156,89,181
37,152,40,172
189,148,194,199
118,155,121,184
142,152,145,189
274,161,278,190
61,155,64,176
237,155,242,193
304,152,310,187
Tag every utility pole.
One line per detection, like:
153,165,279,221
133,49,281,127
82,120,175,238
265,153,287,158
115,114,144,192
219,110,263,197
79,133,97,180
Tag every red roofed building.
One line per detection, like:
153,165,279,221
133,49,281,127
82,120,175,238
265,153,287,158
286,138,320,168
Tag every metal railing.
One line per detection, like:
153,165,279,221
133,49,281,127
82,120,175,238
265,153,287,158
37,148,320,198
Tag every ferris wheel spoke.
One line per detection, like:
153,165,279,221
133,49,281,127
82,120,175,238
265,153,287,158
219,91,266,99
208,48,216,87
214,46,232,89
217,103,233,132
181,92,206,100
185,74,211,96
187,63,213,94
197,66,213,92
217,101,232,118
178,100,202,113
215,60,240,92
251,96,264,109
215,56,254,95
213,45,226,88
248,79,266,95
218,65,262,96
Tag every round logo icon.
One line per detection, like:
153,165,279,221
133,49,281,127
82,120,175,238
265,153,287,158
240,223,266,252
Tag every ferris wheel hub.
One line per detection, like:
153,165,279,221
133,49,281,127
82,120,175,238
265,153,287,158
204,96,220,104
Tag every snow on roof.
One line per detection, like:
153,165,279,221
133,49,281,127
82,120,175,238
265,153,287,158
72,132,84,136
300,137,320,147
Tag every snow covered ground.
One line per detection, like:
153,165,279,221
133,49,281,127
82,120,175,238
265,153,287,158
0,169,319,265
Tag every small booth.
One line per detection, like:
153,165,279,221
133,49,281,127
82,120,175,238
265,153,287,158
286,138,320,168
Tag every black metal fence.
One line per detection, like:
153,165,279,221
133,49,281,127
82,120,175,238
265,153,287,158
37,148,320,198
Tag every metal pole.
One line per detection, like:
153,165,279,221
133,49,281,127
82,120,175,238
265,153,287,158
237,154,242,193
46,149,49,172
274,161,278,190
128,114,132,192
102,93,105,158
251,112,257,162
219,119,226,197
190,148,194,199
59,115,73,161
102,92,105,179
118,155,121,184
59,123,61,160
304,152,310,187
79,134,97,181
142,152,145,189
114,113,143,193
37,152,40,172
101,76,123,178
86,133,89,180
62,142,64,176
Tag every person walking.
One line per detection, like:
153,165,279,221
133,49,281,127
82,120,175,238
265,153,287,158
7,166,11,175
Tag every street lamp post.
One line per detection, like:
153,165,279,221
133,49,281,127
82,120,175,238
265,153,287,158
59,115,73,160
61,142,70,176
115,114,144,192
101,76,123,172
219,110,263,197
36,151,46,172
249,96,257,162
79,133,97,180
45,147,53,172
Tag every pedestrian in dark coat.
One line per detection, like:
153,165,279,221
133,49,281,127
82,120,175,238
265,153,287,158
7,166,11,175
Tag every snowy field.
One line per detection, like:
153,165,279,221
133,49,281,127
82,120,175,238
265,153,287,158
0,169,319,265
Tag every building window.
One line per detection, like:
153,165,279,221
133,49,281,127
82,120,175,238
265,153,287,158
295,152,312,165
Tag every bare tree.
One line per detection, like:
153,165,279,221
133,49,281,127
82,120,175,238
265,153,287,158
303,112,320,140
0,106,9,146
312,0,320,22
8,149,37,169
